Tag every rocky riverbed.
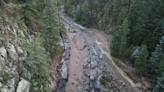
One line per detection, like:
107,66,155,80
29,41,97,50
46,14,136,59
58,6,146,92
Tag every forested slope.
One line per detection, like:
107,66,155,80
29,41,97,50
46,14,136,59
0,0,64,92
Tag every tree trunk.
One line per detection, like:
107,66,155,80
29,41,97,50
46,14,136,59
127,0,131,13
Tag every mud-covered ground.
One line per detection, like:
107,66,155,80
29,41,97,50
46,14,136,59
59,6,152,92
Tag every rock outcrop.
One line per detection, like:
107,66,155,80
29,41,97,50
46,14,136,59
0,4,61,92
16,78,30,92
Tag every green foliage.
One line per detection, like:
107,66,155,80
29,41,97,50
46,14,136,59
2,72,9,84
80,0,90,26
42,0,62,60
153,72,164,92
117,9,126,27
156,63,164,77
134,45,149,75
65,0,129,29
127,0,164,54
104,91,110,92
75,5,81,21
110,18,130,58
25,38,49,86
100,76,111,86
151,36,164,76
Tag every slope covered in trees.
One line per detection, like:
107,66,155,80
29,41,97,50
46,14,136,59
64,0,164,90
0,0,63,91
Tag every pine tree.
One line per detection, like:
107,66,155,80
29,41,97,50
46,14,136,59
42,0,61,61
81,0,90,26
110,18,130,58
75,5,81,21
127,0,164,53
153,72,164,92
25,38,49,85
151,36,164,76
22,0,44,30
134,45,149,75
156,63,164,77
117,9,126,27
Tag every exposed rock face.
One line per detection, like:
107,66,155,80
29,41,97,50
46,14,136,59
7,43,18,62
16,79,30,92
0,3,61,92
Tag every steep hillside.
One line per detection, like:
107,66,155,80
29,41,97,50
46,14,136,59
0,2,63,92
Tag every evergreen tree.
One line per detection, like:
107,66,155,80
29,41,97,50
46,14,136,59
151,36,164,76
81,0,90,26
25,38,49,85
134,45,149,75
153,72,164,92
22,0,44,30
75,5,81,21
116,9,126,28
110,18,129,58
156,63,164,77
127,0,164,53
42,0,61,61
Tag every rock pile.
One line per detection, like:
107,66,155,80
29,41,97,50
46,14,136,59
82,44,104,92
57,38,70,92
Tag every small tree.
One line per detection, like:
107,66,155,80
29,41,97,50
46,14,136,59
42,0,62,61
150,36,164,76
153,72,164,92
134,45,149,75
110,18,130,58
156,63,164,77
81,0,90,26
25,38,49,85
75,5,81,21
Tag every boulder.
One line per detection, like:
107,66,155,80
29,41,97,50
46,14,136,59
0,46,6,76
91,60,98,69
7,78,16,92
16,47,24,56
17,30,25,38
16,79,30,92
90,69,98,80
0,82,2,88
61,62,68,79
1,87,8,92
22,67,31,80
12,28,17,38
7,43,18,62
0,46,7,58
48,77,57,92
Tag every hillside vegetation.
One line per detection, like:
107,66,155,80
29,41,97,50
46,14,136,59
0,0,63,92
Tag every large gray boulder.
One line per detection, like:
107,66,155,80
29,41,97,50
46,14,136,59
0,85,8,92
48,77,57,92
1,88,8,92
61,61,68,79
7,78,16,92
7,43,18,62
16,47,24,56
0,46,7,58
17,30,25,38
16,79,30,92
0,46,7,76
